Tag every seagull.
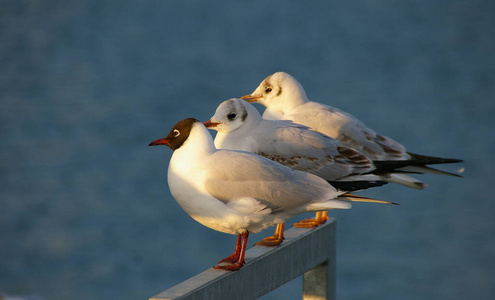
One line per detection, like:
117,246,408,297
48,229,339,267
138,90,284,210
204,99,404,245
240,72,463,175
149,118,378,271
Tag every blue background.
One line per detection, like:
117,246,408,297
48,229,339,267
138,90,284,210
1,1,494,299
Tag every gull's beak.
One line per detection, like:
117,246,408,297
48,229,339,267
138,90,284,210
240,94,262,103
203,120,220,128
149,138,171,146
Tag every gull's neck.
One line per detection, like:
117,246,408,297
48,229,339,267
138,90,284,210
281,80,309,111
238,103,263,133
175,123,216,159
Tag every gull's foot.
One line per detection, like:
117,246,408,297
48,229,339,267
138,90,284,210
218,252,240,264
320,211,330,223
293,218,321,228
214,261,244,271
293,211,329,228
254,236,283,247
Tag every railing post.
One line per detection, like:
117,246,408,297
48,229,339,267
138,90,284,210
303,261,335,300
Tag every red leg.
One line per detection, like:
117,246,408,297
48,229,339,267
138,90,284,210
214,231,249,271
254,223,285,246
217,234,242,264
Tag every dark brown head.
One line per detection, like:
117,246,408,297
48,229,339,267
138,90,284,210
149,118,198,150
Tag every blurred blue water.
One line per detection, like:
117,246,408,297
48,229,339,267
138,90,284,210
1,1,494,299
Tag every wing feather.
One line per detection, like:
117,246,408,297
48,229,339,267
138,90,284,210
234,120,375,179
288,102,409,160
203,150,341,212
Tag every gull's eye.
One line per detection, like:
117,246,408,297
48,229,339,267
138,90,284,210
227,113,237,120
265,87,272,93
173,129,180,137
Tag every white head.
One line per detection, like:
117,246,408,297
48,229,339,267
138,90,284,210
204,98,262,133
240,72,309,111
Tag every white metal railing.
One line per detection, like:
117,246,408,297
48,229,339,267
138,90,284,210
149,219,336,300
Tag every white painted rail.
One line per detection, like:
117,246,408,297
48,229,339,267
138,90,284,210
150,219,336,300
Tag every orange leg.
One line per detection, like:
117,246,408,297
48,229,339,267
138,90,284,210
320,211,330,223
214,231,249,271
293,211,330,228
254,223,285,247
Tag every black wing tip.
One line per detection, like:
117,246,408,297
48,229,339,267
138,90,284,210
328,180,388,192
407,152,464,164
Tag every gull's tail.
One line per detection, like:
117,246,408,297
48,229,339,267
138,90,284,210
305,192,397,212
328,180,387,192
381,173,427,190
407,152,463,165
371,152,463,177
337,193,399,205
402,152,463,177
367,152,463,189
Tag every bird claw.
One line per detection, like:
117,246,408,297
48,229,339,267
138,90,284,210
218,254,240,264
293,217,328,228
254,236,283,247
294,211,329,228
214,261,244,271
293,219,320,227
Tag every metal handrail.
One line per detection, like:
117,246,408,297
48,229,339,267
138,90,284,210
149,220,336,300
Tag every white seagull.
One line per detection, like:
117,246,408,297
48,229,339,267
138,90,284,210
149,118,370,271
240,71,463,177
204,99,401,245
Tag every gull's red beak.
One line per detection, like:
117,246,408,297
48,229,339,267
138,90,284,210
203,120,220,128
149,138,171,146
240,94,262,103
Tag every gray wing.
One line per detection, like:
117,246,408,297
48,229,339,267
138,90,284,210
203,150,340,213
288,102,409,160
250,121,375,179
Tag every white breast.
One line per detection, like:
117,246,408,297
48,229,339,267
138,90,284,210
167,137,282,235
